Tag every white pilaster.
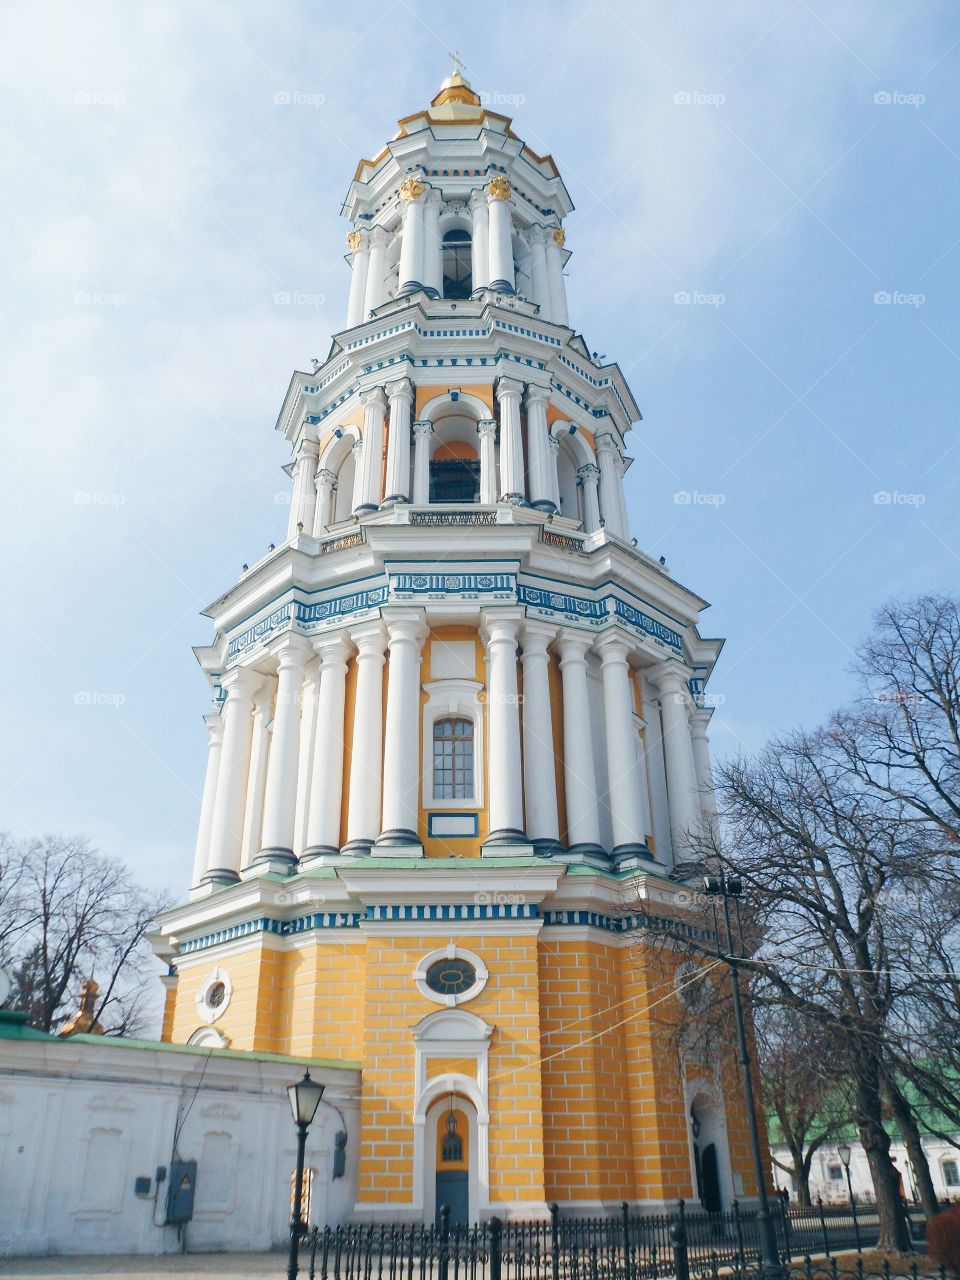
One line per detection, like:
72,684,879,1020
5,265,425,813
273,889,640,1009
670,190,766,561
412,421,433,504
191,713,224,887
302,633,353,860
287,432,319,539
469,188,489,294
344,622,387,853
495,377,525,503
350,440,365,513
486,178,515,294
595,633,650,865
423,190,443,298
239,684,271,869
292,659,320,858
477,419,498,504
546,227,569,326
346,230,370,328
204,669,257,884
524,384,554,512
577,463,601,533
691,708,718,829
652,664,702,856
546,434,561,511
363,226,387,317
398,180,426,295
527,228,551,319
482,611,527,849
378,610,427,849
383,378,414,505
596,433,627,539
256,636,311,869
556,632,604,859
356,387,387,512
520,622,560,852
313,467,337,535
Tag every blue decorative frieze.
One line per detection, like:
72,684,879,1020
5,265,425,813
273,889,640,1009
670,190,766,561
365,902,537,922
518,584,606,622
391,571,514,595
227,604,293,661
297,584,388,625
613,600,683,653
177,911,362,956
542,909,711,941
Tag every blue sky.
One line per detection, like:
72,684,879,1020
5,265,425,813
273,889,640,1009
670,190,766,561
1,1,958,897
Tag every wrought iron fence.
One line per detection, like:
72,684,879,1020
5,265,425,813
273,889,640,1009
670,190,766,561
299,1199,929,1280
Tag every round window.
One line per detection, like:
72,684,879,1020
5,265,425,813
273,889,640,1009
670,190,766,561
205,980,226,1009
424,957,477,997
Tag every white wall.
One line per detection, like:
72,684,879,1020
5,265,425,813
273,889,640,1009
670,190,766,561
0,1036,361,1257
771,1137,960,1204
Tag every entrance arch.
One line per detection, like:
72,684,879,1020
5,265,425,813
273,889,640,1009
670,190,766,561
426,1094,476,1226
686,1084,734,1213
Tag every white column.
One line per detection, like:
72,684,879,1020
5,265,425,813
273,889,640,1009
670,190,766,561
470,188,489,294
356,387,387,512
528,228,551,319
524,384,554,512
293,658,320,858
313,467,337,534
615,454,630,539
640,672,673,860
496,377,525,503
691,708,718,829
546,227,569,326
239,684,271,869
483,611,526,846
652,664,702,855
350,440,365,513
577,463,601,532
344,622,387,853
204,669,257,884
378,611,426,847
398,177,426,295
423,190,443,298
412,420,433,503
595,633,649,864
256,637,311,868
303,633,353,860
477,419,498,503
383,377,414,505
191,713,223,886
633,714,654,848
520,622,560,852
346,230,370,327
556,632,603,857
363,226,387,317
486,178,515,294
287,432,319,538
546,434,561,511
596,433,626,539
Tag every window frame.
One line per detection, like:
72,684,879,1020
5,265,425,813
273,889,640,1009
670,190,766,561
422,679,484,809
432,715,475,801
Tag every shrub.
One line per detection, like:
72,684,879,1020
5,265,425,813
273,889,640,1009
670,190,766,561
928,1205,960,1276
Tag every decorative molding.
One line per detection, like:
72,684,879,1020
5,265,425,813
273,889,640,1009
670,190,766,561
399,176,426,202
486,176,511,201
408,511,497,527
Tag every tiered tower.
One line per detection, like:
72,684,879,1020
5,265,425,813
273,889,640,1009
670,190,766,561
154,68,758,1225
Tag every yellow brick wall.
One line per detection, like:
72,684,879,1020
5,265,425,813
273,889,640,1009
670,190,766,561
168,944,286,1052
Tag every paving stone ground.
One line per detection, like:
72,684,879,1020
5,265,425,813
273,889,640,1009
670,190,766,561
0,1255,283,1279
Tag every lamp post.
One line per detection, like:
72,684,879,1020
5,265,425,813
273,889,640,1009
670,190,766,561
837,1143,862,1252
287,1069,325,1280
703,872,784,1280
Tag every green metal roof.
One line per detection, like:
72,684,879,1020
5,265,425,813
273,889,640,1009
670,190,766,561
0,1010,54,1041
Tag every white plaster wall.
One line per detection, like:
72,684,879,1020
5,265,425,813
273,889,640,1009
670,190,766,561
770,1138,960,1204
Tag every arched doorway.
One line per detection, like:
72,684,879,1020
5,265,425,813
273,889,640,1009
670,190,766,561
688,1089,732,1214
425,1095,477,1227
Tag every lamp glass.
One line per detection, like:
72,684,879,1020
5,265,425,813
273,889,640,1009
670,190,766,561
288,1070,325,1125
838,1143,852,1168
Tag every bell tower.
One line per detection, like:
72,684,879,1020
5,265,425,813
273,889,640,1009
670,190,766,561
154,67,756,1226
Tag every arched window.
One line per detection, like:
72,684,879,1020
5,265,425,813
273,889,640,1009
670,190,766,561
433,717,474,800
429,441,480,504
442,229,472,300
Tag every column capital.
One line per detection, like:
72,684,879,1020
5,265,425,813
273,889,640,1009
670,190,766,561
594,629,635,665
649,660,694,697
297,432,321,459
368,225,387,248
360,385,387,409
316,467,337,488
412,419,433,436
524,383,551,408
481,606,524,646
385,376,414,403
577,462,601,482
398,174,427,203
202,710,225,740
521,620,558,655
595,430,621,455
220,666,260,700
347,228,367,253
486,175,512,201
496,376,524,403
469,187,489,211
476,418,498,437
269,633,313,671
546,433,560,453
350,620,387,657
382,607,428,647
313,631,353,664
351,439,363,459
556,630,593,663
690,706,714,737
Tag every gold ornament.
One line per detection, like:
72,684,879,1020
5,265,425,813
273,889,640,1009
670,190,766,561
552,227,566,248
398,175,426,202
346,230,362,251
486,175,511,201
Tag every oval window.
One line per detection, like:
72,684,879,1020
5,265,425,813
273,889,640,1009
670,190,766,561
424,957,477,997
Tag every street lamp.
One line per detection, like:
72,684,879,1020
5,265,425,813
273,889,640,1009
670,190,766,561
837,1143,862,1252
703,872,784,1280
287,1069,325,1280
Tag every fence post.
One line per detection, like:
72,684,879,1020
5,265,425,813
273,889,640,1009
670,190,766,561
817,1196,830,1257
490,1216,503,1280
550,1203,560,1280
438,1206,450,1280
670,1210,689,1280
732,1198,746,1270
621,1201,632,1280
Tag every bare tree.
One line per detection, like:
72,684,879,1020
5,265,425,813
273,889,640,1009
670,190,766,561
0,834,170,1035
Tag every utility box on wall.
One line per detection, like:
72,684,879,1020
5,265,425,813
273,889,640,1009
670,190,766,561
165,1160,197,1225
